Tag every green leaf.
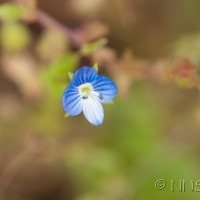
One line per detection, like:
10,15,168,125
64,113,70,118
0,3,22,21
93,63,98,72
68,72,74,80
80,38,108,55
103,101,114,105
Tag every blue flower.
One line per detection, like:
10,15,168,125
62,66,118,126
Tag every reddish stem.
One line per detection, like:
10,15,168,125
12,0,82,48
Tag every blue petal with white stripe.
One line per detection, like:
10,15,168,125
71,66,98,86
92,75,118,103
62,84,82,116
82,96,104,126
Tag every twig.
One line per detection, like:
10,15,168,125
12,0,82,48
36,9,82,48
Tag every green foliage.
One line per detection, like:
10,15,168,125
68,72,74,80
0,22,31,52
80,38,108,55
0,3,22,22
173,33,200,65
103,101,114,104
64,113,70,118
36,29,68,62
66,85,200,200
41,53,78,96
93,63,98,72
1,1,200,200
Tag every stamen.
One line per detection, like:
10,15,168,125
78,83,93,99
99,94,104,100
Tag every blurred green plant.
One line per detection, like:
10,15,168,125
173,33,200,65
80,38,108,55
1,1,200,200
0,3,22,22
36,29,69,62
0,22,31,52
40,53,78,96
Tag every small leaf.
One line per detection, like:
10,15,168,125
64,113,70,118
93,63,98,72
103,101,114,105
80,38,108,55
68,72,74,80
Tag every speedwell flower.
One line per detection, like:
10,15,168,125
62,66,118,126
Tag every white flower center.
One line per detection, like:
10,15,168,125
78,83,94,99
78,83,104,100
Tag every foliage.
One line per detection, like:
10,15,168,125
0,1,200,200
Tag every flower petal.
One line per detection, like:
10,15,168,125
62,84,83,116
71,66,98,86
92,75,118,103
82,97,104,126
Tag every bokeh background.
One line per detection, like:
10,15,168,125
1,0,200,199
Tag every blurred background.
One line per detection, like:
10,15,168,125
1,0,200,199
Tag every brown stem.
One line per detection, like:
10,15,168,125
36,9,82,48
12,0,82,48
